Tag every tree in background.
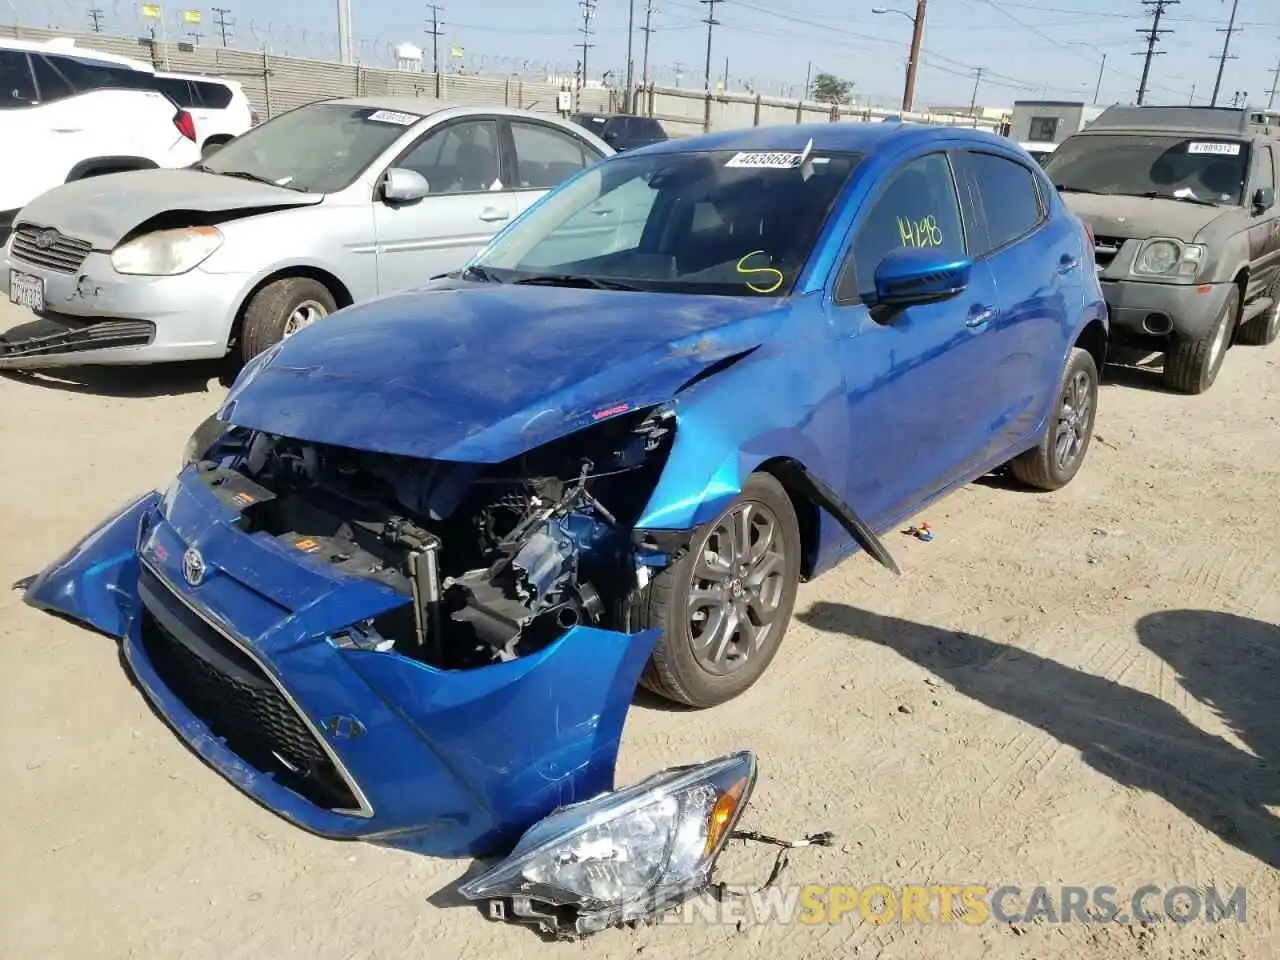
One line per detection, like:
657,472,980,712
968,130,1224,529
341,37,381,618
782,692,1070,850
810,72,854,104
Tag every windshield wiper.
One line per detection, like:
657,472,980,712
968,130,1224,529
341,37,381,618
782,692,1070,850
1054,184,1107,195
1119,191,1219,207
462,264,503,283
216,169,306,191
511,274,642,291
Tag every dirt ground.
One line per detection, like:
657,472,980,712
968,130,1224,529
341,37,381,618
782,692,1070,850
1,298,1277,960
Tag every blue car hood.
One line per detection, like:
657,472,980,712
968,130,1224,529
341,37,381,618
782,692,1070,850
219,283,787,462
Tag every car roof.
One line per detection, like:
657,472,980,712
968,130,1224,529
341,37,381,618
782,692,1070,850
323,96,588,121
635,120,1016,158
156,70,244,91
1084,104,1252,137
0,36,156,73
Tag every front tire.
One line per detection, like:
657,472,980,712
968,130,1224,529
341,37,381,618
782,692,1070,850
239,277,337,364
1008,347,1098,491
635,473,801,708
1163,285,1238,394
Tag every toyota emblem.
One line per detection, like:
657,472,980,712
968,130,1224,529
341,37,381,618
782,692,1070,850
34,229,58,250
182,547,206,587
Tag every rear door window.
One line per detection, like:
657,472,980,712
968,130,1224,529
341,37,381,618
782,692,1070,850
31,55,75,103
49,55,154,94
965,151,1045,255
510,120,597,189
0,50,36,108
154,76,196,107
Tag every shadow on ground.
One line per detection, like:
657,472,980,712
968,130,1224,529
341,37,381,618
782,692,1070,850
1,358,233,398
797,602,1280,869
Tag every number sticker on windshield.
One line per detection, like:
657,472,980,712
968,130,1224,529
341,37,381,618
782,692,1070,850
724,151,831,169
1187,142,1241,156
367,109,421,126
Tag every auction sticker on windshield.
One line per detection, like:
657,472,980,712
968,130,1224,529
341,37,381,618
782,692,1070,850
1187,142,1241,156
725,151,832,169
367,109,420,126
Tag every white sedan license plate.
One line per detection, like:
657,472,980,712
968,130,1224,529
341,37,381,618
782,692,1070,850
9,270,44,312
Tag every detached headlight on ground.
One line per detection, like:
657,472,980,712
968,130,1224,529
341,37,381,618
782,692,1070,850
459,751,757,937
111,225,223,276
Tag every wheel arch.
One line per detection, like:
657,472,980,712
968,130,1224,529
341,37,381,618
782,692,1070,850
1074,316,1108,373
229,265,355,351
65,156,159,181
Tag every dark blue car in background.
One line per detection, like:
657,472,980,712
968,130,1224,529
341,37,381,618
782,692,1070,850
22,120,1107,930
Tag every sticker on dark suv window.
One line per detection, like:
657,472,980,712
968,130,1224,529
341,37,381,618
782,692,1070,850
1187,142,1241,156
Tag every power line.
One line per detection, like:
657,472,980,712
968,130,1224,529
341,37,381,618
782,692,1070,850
1134,0,1176,106
425,4,444,74
700,0,721,93
1210,0,1241,107
212,7,234,47
87,6,104,32
187,29,202,45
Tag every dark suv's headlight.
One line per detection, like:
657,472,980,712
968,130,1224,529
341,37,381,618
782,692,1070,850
1132,238,1206,278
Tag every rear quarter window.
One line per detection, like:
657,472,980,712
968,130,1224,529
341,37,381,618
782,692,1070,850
154,76,196,106
194,81,233,109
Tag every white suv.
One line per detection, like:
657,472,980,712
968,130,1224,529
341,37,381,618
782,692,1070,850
0,38,201,242
152,72,255,157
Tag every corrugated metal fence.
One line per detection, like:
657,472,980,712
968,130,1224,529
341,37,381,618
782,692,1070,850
2,23,1007,137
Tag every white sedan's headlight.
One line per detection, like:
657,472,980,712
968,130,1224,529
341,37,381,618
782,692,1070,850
459,751,756,937
111,225,223,276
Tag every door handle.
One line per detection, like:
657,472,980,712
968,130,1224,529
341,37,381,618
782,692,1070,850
1058,255,1081,274
478,207,510,222
966,305,997,328
591,208,615,216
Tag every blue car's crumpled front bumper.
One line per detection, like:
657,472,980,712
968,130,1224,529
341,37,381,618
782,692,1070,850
22,477,659,858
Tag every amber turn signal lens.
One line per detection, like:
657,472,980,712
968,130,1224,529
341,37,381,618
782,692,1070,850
705,775,749,855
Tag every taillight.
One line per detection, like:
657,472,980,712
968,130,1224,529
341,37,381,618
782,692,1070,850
174,109,196,142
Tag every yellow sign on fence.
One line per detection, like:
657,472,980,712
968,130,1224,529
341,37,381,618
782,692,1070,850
183,9,202,23
141,3,161,18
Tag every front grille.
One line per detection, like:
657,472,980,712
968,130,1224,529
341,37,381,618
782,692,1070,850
137,567,361,813
11,224,92,274
1093,235,1126,270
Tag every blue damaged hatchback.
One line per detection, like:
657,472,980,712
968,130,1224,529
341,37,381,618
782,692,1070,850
22,122,1107,861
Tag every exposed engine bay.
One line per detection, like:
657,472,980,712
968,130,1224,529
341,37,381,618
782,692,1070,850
189,406,678,668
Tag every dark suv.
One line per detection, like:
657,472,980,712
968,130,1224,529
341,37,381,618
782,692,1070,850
570,113,667,152
1045,104,1280,394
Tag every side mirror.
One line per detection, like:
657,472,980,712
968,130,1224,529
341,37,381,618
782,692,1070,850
604,130,619,142
872,247,972,309
382,167,431,203
1252,186,1274,215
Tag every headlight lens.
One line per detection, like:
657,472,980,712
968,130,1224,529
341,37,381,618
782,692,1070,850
111,225,223,276
181,412,230,468
1133,239,1206,278
459,751,756,936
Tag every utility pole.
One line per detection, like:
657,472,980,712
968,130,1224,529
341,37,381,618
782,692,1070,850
968,66,984,115
212,7,233,47
1188,82,1196,105
1210,0,1241,107
640,0,654,90
187,30,202,45
700,0,721,93
624,0,636,112
425,4,444,75
1092,52,1106,105
902,0,927,114
88,6,104,32
803,61,812,100
577,0,596,92
1265,49,1280,111
336,0,354,65
1134,0,1176,106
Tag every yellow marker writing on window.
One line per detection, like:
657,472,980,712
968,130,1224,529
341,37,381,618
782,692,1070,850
896,214,944,248
736,250,785,294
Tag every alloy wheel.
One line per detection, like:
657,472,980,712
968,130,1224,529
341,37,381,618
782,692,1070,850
1054,368,1093,471
283,299,329,337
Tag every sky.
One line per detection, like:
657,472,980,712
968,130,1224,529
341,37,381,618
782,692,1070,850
7,0,1280,110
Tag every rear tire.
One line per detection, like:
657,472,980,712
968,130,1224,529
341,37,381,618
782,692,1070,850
238,277,337,364
1162,285,1238,394
634,473,801,708
1008,347,1098,491
1235,276,1280,346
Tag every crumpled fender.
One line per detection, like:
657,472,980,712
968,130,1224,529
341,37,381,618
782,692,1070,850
21,491,161,637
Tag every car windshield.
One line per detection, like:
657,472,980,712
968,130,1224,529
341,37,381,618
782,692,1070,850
1044,133,1249,205
198,102,420,193
468,148,862,295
